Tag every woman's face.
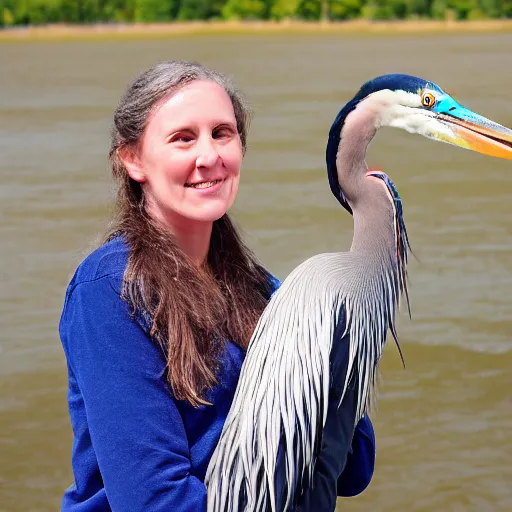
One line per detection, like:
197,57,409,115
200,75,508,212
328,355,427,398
122,80,243,231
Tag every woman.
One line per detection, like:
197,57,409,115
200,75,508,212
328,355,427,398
59,60,375,511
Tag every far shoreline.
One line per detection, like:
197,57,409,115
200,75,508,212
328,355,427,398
1,19,512,42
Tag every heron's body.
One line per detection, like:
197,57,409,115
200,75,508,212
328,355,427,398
208,251,395,510
206,74,512,512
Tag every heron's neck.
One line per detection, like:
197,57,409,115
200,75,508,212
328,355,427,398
336,103,396,257
350,194,395,257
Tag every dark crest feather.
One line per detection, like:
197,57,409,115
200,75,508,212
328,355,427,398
367,170,411,368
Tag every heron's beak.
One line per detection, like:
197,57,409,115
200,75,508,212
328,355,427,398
435,105,512,160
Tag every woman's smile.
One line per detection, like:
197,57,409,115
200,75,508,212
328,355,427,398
185,177,226,190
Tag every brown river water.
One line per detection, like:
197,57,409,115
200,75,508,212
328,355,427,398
0,31,511,512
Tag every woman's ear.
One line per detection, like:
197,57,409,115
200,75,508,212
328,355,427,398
118,146,147,183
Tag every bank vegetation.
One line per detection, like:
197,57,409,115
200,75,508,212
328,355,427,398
1,0,511,28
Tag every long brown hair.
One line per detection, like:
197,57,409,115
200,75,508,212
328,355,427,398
105,61,274,407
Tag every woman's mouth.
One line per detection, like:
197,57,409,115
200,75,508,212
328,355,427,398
185,178,224,189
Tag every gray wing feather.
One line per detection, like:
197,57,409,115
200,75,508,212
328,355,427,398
206,251,400,511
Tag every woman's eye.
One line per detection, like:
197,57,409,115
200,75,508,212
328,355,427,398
213,128,232,139
170,134,193,143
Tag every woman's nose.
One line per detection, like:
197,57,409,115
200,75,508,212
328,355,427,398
196,139,219,168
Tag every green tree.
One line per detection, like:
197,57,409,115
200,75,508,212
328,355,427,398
60,0,78,21
95,0,116,21
11,0,60,23
177,0,210,19
270,0,300,19
176,0,229,20
10,0,28,23
3,7,15,24
205,0,228,18
478,0,501,17
80,0,103,22
221,0,266,19
387,0,408,18
361,0,394,19
135,0,174,21
106,0,136,21
328,0,362,19
408,0,430,16
60,0,103,22
431,0,448,18
296,0,322,19
447,0,477,18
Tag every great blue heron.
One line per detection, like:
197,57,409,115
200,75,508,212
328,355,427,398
205,74,512,511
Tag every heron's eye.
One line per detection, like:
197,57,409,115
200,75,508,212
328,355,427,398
421,92,436,108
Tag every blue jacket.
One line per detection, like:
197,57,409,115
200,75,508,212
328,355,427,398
59,237,375,511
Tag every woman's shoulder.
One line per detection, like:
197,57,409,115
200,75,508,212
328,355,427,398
68,236,129,292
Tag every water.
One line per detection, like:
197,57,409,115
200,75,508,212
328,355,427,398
0,31,511,511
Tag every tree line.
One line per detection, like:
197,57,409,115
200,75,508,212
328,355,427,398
1,0,510,27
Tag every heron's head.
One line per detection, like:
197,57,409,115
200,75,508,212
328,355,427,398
327,73,512,213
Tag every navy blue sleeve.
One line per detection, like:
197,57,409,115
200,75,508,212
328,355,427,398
337,415,376,497
60,275,207,512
